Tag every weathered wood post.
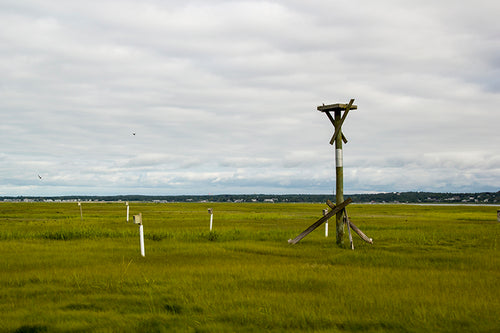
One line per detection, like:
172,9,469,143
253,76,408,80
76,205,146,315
317,99,356,246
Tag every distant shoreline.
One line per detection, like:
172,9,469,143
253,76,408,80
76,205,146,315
1,191,498,205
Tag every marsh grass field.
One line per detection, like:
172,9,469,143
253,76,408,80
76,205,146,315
0,202,498,332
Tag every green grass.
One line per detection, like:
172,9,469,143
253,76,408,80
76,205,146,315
0,202,499,332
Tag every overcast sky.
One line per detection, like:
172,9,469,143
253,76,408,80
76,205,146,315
1,0,499,196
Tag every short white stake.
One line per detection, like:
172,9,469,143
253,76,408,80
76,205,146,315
208,208,213,231
78,202,83,221
126,202,129,222
133,213,145,257
139,224,145,257
323,209,328,237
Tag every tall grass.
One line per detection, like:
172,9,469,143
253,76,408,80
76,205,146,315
0,202,498,332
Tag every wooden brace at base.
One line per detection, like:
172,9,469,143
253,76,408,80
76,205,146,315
326,201,373,245
347,218,373,244
288,198,352,244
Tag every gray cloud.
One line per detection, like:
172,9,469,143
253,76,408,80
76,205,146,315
1,0,499,196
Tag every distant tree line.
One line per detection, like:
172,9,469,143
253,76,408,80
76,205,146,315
2,191,499,204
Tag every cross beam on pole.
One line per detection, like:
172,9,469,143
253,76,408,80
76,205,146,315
324,111,348,144
329,98,354,145
288,198,352,244
317,100,357,145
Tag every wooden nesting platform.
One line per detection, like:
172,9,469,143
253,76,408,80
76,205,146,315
317,103,357,112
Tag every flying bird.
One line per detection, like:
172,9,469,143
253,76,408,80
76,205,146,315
38,174,42,180
132,132,136,136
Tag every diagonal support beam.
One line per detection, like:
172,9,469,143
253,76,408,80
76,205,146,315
288,198,352,244
324,111,348,144
329,98,354,145
348,219,373,244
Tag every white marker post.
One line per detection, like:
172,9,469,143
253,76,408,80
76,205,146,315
126,202,129,222
139,224,145,257
208,208,213,231
78,201,83,221
323,209,329,237
133,213,145,257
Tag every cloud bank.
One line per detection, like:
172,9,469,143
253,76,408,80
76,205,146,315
1,0,499,195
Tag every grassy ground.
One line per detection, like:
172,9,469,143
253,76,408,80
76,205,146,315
0,202,498,332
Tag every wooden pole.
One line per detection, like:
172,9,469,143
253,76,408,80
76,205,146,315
334,109,344,246
318,100,358,248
